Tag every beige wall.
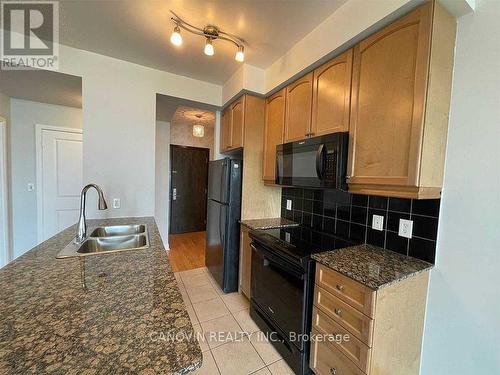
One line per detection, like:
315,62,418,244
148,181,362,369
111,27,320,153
170,122,215,160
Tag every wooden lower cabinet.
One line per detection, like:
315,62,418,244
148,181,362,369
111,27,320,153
310,264,430,375
310,332,365,375
239,226,252,298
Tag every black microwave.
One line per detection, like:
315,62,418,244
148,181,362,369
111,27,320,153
276,132,349,189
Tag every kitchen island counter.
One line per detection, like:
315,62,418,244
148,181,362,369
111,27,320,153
0,217,201,374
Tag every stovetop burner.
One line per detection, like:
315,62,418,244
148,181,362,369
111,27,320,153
249,225,358,265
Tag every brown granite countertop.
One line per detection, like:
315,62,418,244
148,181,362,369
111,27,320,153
240,217,298,230
0,217,201,374
312,244,433,290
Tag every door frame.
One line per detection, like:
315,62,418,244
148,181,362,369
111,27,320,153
0,118,10,266
169,144,210,235
35,124,83,243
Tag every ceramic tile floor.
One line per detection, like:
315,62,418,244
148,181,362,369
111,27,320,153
175,267,295,375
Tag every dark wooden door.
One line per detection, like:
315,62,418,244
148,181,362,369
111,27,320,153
170,145,209,234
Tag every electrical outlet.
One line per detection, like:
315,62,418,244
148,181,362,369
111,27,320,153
372,214,384,231
286,199,292,211
113,198,121,209
399,219,413,239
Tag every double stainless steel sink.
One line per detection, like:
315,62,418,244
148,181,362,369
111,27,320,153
57,224,150,258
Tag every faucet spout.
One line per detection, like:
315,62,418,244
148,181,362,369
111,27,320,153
75,184,108,244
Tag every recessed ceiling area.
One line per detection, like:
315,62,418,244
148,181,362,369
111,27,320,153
0,69,82,108
59,0,347,84
171,106,215,129
156,94,218,123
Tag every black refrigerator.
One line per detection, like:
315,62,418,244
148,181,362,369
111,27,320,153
205,158,242,293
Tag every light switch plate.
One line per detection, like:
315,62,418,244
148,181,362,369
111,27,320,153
399,219,413,239
113,198,121,209
286,199,292,211
372,214,384,231
27,183,35,192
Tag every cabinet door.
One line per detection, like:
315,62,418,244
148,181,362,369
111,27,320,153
284,73,313,142
239,227,252,298
230,96,245,149
263,89,285,183
348,3,432,187
220,108,231,153
311,49,353,136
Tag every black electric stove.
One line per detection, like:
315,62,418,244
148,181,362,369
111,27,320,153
249,226,358,375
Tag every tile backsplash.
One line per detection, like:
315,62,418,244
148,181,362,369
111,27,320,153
281,188,440,263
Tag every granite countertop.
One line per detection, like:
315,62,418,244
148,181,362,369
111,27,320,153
312,244,433,290
0,217,202,374
240,217,298,230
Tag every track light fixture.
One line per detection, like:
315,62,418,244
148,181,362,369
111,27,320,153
170,10,245,62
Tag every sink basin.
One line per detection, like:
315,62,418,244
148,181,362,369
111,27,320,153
76,234,148,254
56,224,150,258
89,224,146,237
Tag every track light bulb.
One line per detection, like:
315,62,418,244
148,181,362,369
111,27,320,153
170,25,182,46
235,45,245,62
204,38,214,56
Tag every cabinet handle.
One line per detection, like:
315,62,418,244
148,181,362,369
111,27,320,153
330,368,337,375
334,308,342,317
336,284,345,292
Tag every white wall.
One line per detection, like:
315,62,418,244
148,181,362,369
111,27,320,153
9,99,82,258
0,91,11,267
52,45,222,220
155,121,171,249
421,1,500,373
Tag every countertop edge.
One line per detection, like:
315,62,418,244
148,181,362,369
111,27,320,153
312,244,434,290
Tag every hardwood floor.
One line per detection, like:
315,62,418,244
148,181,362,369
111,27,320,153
168,231,206,272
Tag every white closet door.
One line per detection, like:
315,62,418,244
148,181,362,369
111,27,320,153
37,126,83,241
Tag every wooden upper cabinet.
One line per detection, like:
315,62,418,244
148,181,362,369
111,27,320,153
262,89,285,183
347,2,455,199
311,49,353,136
220,108,231,153
230,96,245,149
284,73,313,142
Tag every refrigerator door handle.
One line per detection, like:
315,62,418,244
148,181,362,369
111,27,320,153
219,204,225,253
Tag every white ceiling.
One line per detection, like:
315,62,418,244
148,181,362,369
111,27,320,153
59,0,347,84
0,69,82,108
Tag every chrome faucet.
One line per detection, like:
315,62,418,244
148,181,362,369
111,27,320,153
75,184,108,244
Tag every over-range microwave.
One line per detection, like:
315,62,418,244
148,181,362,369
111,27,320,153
276,132,349,189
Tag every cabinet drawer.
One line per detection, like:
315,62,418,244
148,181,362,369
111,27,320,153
312,307,371,373
316,263,376,317
310,330,366,375
314,286,373,346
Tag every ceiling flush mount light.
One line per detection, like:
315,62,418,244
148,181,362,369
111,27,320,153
193,124,205,137
169,10,245,62
170,24,182,46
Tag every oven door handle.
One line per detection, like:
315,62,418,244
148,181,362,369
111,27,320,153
251,243,304,279
316,144,326,180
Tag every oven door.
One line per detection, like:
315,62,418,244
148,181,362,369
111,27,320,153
250,241,305,347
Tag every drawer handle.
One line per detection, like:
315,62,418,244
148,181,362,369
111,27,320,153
330,368,337,375
336,284,345,292
334,308,343,317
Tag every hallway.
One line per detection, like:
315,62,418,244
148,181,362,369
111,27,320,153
168,231,206,272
